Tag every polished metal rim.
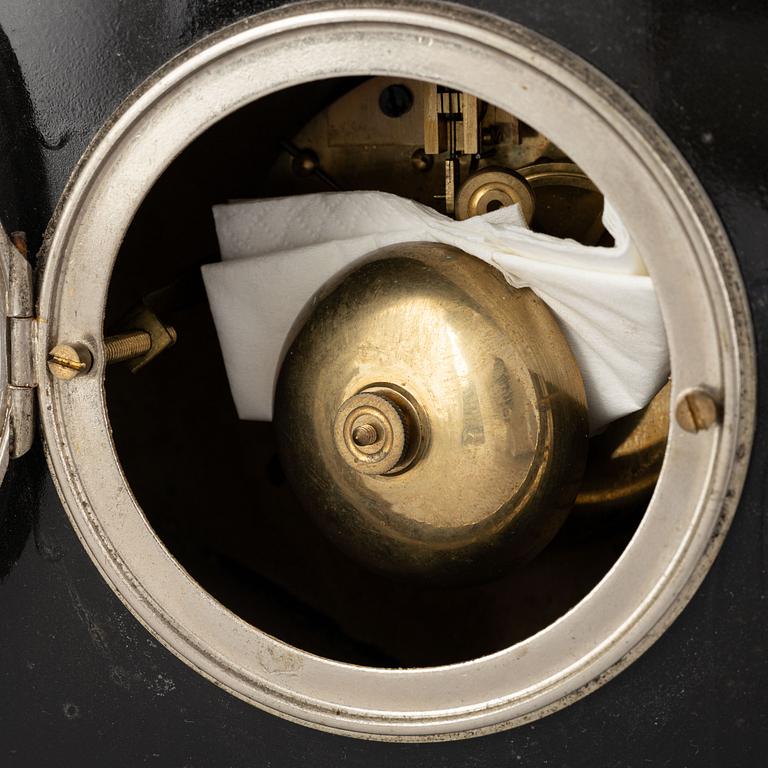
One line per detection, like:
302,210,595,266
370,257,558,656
37,1,755,741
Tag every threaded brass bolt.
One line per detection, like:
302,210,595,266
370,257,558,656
48,326,177,381
352,423,379,446
103,331,152,365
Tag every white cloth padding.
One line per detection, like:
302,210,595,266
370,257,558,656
202,191,669,432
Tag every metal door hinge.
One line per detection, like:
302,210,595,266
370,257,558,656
7,241,36,459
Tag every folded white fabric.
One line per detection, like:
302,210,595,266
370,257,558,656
202,191,669,432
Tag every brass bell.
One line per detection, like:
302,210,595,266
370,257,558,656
274,243,588,584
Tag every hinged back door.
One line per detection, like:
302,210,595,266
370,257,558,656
0,222,35,484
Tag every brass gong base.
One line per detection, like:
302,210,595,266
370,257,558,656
274,242,588,584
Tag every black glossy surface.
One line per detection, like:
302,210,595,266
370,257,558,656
0,1,766,765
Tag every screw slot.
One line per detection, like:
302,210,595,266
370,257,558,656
675,387,720,433
47,343,93,381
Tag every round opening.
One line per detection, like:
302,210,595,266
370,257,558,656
103,74,631,667
379,83,414,118
38,5,754,740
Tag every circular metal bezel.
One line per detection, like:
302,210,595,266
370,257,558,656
37,1,755,742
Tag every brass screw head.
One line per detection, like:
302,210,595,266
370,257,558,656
47,343,93,380
675,387,720,433
292,149,319,177
9,231,27,258
410,148,433,173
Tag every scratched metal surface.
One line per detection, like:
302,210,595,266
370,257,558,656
0,1,766,765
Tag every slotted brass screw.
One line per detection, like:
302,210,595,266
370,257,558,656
47,344,93,381
48,327,177,381
675,387,720,433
